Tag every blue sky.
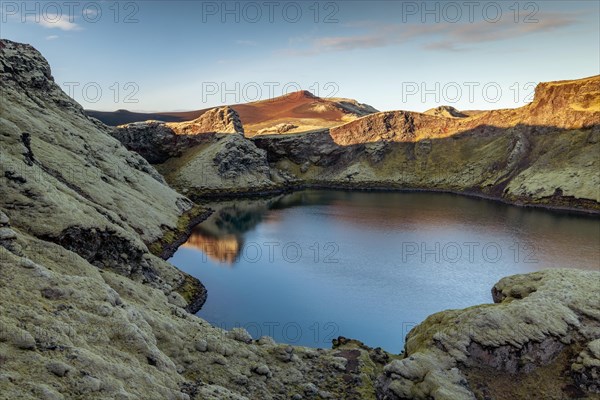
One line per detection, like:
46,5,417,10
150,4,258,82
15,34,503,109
2,0,599,112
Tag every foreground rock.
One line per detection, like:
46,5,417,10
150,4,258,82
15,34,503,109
376,269,600,399
0,212,391,399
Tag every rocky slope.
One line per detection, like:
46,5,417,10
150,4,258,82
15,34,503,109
0,39,390,400
0,39,210,308
2,39,599,400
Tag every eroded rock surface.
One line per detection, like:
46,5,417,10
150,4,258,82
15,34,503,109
111,121,198,164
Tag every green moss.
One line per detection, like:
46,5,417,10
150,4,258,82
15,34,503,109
148,203,210,259
175,273,202,304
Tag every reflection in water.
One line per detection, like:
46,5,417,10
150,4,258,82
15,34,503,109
172,190,600,352
182,230,241,265
182,197,277,265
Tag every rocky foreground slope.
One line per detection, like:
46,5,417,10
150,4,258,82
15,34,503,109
1,39,599,400
0,39,390,400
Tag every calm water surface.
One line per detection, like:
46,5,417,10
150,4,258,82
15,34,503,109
170,191,600,353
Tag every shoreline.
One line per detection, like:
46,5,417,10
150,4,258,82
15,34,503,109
183,183,600,218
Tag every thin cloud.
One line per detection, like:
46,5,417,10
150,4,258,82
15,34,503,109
24,14,82,31
83,8,98,18
281,13,579,55
45,35,59,41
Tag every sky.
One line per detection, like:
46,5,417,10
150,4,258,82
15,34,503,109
1,0,599,112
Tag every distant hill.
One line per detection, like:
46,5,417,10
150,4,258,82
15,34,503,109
86,91,378,136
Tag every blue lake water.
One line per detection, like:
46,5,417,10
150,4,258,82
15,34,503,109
170,191,600,353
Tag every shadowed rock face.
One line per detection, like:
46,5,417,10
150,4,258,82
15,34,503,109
111,107,244,164
111,120,193,164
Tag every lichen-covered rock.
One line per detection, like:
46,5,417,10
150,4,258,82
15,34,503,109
375,269,600,400
252,123,599,212
0,211,9,226
572,339,600,393
0,230,385,399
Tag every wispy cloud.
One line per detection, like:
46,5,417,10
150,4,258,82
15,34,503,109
23,14,82,31
281,13,579,55
45,35,59,41
83,8,98,18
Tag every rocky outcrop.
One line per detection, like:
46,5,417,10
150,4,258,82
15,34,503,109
330,97,380,116
112,107,244,164
376,269,600,400
167,106,244,135
257,123,298,135
424,106,468,118
111,121,199,164
157,134,291,198
331,76,599,146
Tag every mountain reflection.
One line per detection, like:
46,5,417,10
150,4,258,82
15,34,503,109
182,230,241,264
180,190,600,269
181,197,277,265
